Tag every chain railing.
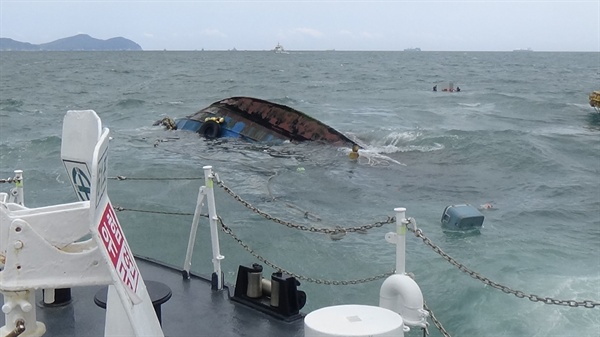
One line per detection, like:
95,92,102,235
423,301,451,337
216,179,395,235
0,176,20,184
218,216,395,285
105,172,599,337
4,143,596,337
107,174,600,310
109,176,395,285
405,218,600,309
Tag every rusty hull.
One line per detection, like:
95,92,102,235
187,97,357,146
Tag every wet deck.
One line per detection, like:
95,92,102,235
1,257,305,336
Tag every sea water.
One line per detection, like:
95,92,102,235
1,51,599,336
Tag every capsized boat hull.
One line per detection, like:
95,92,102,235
590,91,600,112
171,97,358,147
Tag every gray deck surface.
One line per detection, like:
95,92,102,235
1,257,305,337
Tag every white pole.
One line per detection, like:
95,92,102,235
204,166,224,290
14,170,23,206
394,207,406,275
182,183,207,278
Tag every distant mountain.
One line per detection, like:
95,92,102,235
0,34,142,51
0,38,39,51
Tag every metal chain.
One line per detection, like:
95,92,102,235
218,216,395,285
423,301,451,337
216,180,395,235
0,177,20,184
407,222,600,309
113,202,395,285
105,174,599,309
2,175,200,183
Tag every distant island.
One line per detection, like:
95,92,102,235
0,34,142,51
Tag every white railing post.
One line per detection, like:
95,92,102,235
380,207,429,328
12,170,24,205
394,207,406,274
204,166,224,290
182,184,207,279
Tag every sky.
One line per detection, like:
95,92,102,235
0,0,598,52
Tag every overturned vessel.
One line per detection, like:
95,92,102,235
590,91,600,113
156,97,358,147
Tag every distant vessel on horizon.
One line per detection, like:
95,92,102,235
274,42,289,54
513,48,533,52
403,47,421,52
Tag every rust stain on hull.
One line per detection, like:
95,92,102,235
187,97,357,147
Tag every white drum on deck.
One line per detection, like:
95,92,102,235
304,304,405,337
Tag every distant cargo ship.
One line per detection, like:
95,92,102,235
403,47,421,52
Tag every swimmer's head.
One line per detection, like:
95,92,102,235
349,144,359,160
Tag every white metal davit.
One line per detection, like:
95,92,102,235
0,110,164,337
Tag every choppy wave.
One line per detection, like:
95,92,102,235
115,98,146,108
0,98,24,112
365,131,445,154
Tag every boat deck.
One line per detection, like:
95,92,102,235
1,257,305,336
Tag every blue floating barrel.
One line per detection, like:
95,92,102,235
441,204,484,229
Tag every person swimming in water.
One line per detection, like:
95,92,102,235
348,144,359,160
479,202,494,210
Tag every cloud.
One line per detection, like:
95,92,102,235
358,31,382,39
200,29,227,38
337,30,381,39
292,27,324,38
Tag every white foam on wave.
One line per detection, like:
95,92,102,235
385,130,421,142
338,146,405,166
568,102,595,109
458,102,482,107
370,143,445,155
519,274,600,336
371,130,446,153
338,132,445,166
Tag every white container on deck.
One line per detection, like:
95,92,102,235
304,304,406,337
